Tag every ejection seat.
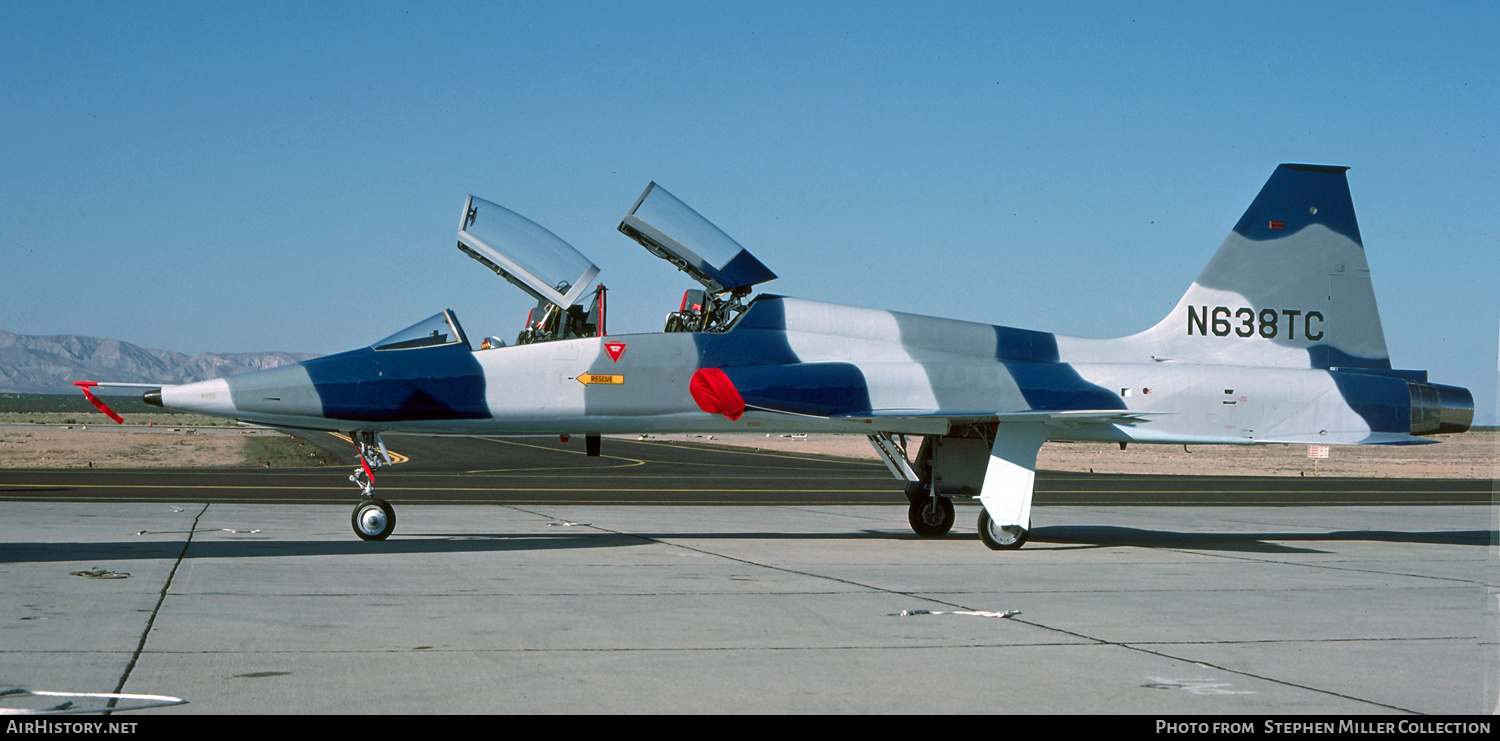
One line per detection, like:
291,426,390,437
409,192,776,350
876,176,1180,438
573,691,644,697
665,289,708,332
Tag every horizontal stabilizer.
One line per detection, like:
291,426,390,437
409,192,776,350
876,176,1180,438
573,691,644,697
1257,431,1438,446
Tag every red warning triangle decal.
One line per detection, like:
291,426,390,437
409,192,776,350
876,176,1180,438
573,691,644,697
604,341,627,363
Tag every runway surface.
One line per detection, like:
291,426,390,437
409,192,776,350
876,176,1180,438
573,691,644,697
0,432,1490,507
0,434,1494,715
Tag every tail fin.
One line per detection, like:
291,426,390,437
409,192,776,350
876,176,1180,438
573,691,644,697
1143,164,1391,369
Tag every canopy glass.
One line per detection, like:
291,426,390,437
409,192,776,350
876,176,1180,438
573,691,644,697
457,196,600,308
618,182,777,294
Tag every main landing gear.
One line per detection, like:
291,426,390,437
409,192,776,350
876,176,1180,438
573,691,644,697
909,482,1028,549
348,431,396,541
977,509,1028,550
905,482,955,537
869,433,959,539
876,429,1045,550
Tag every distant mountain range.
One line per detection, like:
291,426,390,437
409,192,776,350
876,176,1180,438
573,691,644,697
0,330,319,393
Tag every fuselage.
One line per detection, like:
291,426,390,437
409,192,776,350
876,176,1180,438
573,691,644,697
152,295,1471,446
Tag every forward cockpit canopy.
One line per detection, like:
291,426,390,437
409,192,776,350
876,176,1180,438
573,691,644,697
457,196,601,309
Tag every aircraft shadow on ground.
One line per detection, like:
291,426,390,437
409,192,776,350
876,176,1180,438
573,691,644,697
0,529,914,563
0,525,1492,563
1033,526,1495,553
0,532,651,562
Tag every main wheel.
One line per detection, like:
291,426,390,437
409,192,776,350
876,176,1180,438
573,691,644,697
907,495,955,537
352,497,396,541
977,508,1028,550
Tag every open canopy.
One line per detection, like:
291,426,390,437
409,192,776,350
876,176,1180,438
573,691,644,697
457,196,600,308
618,182,777,294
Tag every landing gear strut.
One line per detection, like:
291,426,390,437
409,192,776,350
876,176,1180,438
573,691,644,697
348,431,396,541
869,433,956,538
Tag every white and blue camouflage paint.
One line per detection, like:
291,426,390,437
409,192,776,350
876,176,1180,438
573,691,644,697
141,165,1472,546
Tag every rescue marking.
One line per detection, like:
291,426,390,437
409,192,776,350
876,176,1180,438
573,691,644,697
577,374,624,386
1186,306,1324,341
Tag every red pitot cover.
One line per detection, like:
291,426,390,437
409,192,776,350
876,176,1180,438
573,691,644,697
689,368,745,421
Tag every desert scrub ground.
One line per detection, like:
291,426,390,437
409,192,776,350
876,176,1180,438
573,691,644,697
0,424,327,468
641,431,1497,479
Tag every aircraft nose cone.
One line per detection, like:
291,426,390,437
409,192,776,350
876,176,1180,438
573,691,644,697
143,389,162,407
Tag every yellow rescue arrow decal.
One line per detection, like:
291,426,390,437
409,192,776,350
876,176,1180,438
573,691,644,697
576,374,624,386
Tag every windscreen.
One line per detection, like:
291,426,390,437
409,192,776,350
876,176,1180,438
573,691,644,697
373,311,470,351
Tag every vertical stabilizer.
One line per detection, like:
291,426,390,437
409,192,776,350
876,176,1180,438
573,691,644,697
1141,164,1391,369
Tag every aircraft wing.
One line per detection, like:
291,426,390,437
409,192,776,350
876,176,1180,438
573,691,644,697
754,405,1166,431
827,409,1162,425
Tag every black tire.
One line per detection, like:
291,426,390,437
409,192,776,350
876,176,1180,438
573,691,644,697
352,497,396,541
907,495,955,537
977,508,1027,550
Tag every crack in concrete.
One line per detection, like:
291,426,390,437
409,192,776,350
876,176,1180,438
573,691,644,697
107,503,207,713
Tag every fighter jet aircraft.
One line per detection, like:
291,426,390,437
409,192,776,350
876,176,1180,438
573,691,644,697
77,165,1473,548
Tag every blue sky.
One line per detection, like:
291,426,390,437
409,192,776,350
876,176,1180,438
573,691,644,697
3,2,1496,423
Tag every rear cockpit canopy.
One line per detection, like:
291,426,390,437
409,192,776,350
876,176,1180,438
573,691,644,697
618,182,777,332
618,182,777,294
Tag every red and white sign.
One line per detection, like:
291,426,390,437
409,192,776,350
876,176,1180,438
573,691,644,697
1307,445,1330,459
603,341,627,363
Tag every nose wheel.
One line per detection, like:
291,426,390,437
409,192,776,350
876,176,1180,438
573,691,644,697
352,497,396,541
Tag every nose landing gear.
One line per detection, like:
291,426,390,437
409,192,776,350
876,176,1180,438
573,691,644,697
348,431,396,541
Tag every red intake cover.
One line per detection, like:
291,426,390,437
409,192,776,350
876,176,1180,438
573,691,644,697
689,368,745,421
